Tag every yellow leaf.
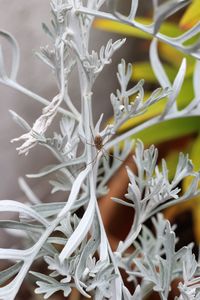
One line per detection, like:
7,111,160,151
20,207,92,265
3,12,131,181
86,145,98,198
118,78,193,133
183,134,200,191
162,150,181,180
94,18,183,39
159,43,195,72
193,202,200,243
132,61,177,83
189,134,200,170
94,19,151,39
180,0,200,30
119,98,166,131
182,134,200,242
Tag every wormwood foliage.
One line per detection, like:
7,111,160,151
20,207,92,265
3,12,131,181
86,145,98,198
0,1,200,299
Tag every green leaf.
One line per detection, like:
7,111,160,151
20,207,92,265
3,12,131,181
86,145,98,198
132,117,200,145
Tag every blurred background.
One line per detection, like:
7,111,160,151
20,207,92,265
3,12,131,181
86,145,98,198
0,0,145,200
0,0,128,201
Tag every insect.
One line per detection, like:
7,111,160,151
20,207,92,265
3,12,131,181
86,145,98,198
78,124,125,172
94,134,104,152
81,133,105,168
84,129,124,168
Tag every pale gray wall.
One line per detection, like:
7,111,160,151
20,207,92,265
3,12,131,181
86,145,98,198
0,1,134,202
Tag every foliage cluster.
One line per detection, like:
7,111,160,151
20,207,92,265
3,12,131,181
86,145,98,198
0,1,200,299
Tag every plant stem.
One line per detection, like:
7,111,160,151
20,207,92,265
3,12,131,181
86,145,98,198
77,6,200,60
2,79,76,119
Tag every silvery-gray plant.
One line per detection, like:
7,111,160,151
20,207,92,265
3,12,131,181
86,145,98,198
0,0,200,299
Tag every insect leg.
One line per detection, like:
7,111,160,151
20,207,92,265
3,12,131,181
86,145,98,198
103,147,124,163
